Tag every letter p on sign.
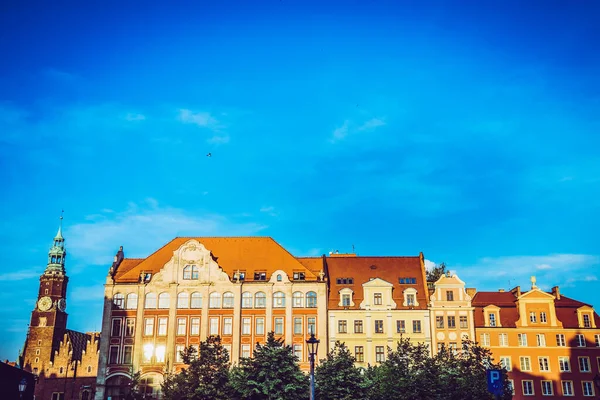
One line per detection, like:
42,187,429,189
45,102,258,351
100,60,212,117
486,369,503,396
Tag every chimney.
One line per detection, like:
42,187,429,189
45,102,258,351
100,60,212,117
499,289,505,292
552,286,561,300
510,286,521,297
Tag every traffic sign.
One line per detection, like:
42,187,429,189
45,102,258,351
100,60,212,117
486,369,504,396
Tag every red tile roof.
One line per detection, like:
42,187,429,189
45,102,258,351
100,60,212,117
113,237,320,283
325,255,428,310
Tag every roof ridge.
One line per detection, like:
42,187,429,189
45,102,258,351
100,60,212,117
268,238,319,278
327,255,421,258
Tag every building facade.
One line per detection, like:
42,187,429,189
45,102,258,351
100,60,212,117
20,220,100,400
94,237,328,400
428,272,475,354
325,253,432,366
473,277,600,399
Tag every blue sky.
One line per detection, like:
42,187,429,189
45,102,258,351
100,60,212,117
1,0,599,360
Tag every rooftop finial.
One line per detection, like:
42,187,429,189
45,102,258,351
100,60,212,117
55,210,64,240
530,275,537,289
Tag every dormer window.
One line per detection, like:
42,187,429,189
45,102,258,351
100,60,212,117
583,314,591,328
446,291,454,301
398,277,417,284
529,312,537,323
338,288,355,308
336,278,354,285
489,313,497,327
254,272,267,281
342,294,351,306
238,272,245,281
540,312,547,323
407,294,415,306
374,293,382,305
293,272,305,281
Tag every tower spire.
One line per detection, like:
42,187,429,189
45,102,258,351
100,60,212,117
46,212,67,275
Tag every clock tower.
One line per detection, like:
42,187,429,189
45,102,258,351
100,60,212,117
21,216,69,373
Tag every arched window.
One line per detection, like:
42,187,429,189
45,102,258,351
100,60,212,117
209,292,221,308
145,293,157,309
242,292,253,308
126,293,138,310
191,292,202,309
255,292,266,308
306,291,317,308
177,292,189,309
223,292,234,308
273,291,285,308
113,293,125,309
276,274,282,282
183,265,199,280
81,390,90,400
292,292,304,308
158,292,170,309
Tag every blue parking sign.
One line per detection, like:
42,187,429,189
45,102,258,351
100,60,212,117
486,369,504,396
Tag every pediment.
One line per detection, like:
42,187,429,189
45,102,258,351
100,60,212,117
362,278,393,288
518,289,555,301
161,239,231,284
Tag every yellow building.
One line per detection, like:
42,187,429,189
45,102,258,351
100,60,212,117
428,272,475,354
95,237,328,400
325,253,432,366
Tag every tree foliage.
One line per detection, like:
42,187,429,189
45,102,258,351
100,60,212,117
426,262,447,282
161,335,234,400
230,332,309,400
315,341,366,400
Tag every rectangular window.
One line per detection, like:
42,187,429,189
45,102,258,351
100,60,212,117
190,317,200,335
293,272,305,281
338,320,347,333
413,320,422,333
539,357,550,372
559,356,571,372
355,346,364,362
254,272,266,280
175,345,185,363
520,356,532,371
155,345,166,363
518,333,528,346
293,344,302,361
446,290,454,301
111,319,122,337
374,293,382,305
109,346,119,364
375,346,385,362
489,313,497,327
255,294,266,308
242,294,252,308
522,380,534,396
529,311,537,323
447,316,456,329
144,318,154,336
123,345,133,364
577,334,586,347
143,343,153,363
210,317,219,335
561,381,573,396
583,314,591,328
223,317,233,335
583,381,595,396
125,318,135,337
540,311,547,323
579,357,591,372
480,333,490,346
537,334,546,347
355,320,364,333
223,345,232,361
459,316,468,329
508,380,515,395
556,334,566,346
242,344,251,359
406,294,415,306
294,317,302,335
308,317,316,335
177,318,187,336
342,294,351,306
500,356,511,371
595,334,600,347
242,318,251,335
499,333,508,347
256,317,265,335
223,295,234,308
436,316,444,329
396,320,405,333
51,393,65,400
158,317,167,336
274,317,284,335
541,380,553,396
375,320,384,333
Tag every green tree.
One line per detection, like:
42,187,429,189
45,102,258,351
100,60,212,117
315,341,366,400
230,332,309,400
161,335,234,400
426,262,447,282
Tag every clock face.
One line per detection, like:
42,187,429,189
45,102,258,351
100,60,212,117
57,298,67,312
38,296,53,311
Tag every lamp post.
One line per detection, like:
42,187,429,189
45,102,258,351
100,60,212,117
18,377,27,399
306,333,320,400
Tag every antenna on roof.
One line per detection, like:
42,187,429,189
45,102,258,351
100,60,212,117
352,244,355,253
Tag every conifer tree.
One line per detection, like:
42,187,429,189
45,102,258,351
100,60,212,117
315,341,366,400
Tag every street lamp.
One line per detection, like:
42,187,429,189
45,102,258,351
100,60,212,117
306,333,320,400
18,377,27,399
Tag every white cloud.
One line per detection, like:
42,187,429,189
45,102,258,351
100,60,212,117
330,121,349,143
207,135,230,144
424,259,437,272
357,118,386,131
125,113,146,121
0,270,41,282
329,117,385,143
65,199,268,266
178,109,219,129
536,263,552,270
260,206,278,217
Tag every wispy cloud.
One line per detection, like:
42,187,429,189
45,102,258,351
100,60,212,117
125,113,146,121
178,109,219,130
357,118,386,131
65,199,268,265
208,134,230,144
260,206,278,217
0,270,41,282
329,117,385,143
424,259,436,272
330,121,350,143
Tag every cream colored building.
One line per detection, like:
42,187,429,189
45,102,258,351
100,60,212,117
428,272,475,354
325,253,432,366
